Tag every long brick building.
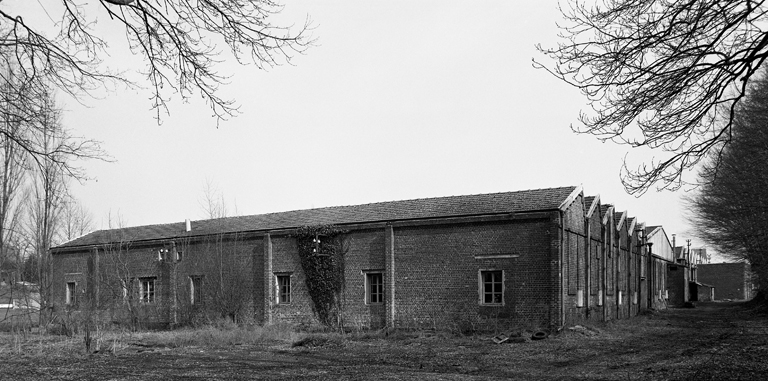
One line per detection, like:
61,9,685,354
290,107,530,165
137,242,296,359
50,185,673,331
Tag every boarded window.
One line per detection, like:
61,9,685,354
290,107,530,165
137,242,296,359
591,241,600,295
567,233,577,295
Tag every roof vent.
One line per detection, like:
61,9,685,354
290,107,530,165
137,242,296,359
185,219,191,232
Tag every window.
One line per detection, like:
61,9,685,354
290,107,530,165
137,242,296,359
480,270,503,305
139,277,156,303
365,272,384,304
190,276,203,305
276,275,291,304
66,282,77,305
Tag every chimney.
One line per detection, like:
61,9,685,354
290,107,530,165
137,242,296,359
185,219,191,232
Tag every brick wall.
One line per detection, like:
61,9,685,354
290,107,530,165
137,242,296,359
52,233,260,327
666,264,688,306
562,195,587,326
698,263,752,300
50,194,667,331
391,216,557,331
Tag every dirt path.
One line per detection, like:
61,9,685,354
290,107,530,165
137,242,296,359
2,302,767,380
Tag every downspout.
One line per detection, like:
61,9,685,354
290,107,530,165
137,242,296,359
602,227,608,322
584,217,590,319
647,243,654,309
627,235,632,315
264,232,273,325
616,231,622,319
385,224,396,328
559,210,565,331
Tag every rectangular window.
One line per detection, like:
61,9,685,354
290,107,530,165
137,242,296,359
66,282,77,305
139,277,156,303
276,275,291,304
365,272,384,304
480,270,503,305
190,276,203,305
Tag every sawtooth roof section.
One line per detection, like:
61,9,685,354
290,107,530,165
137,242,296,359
645,225,661,237
584,195,598,218
627,217,637,233
55,186,578,250
614,211,627,231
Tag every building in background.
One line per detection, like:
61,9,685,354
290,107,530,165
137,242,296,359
698,263,754,301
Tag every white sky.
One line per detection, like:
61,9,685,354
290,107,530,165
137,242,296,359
11,1,714,257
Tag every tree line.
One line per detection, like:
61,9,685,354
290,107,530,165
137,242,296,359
688,71,768,301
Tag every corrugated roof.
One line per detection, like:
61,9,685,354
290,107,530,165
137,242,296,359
54,186,578,250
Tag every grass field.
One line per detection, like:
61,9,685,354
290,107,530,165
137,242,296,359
1,301,767,380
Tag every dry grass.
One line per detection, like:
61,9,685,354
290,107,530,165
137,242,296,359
2,302,767,380
133,322,303,348
0,320,305,356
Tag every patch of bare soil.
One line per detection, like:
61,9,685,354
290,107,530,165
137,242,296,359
2,302,767,380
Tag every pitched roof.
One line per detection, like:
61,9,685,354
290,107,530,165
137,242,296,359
645,225,661,237
55,186,578,250
599,204,614,222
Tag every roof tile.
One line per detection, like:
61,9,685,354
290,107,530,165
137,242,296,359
55,186,577,249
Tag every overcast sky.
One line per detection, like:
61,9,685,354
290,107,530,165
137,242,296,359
16,1,711,256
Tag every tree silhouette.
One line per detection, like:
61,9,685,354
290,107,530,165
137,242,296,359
688,70,768,298
537,0,768,194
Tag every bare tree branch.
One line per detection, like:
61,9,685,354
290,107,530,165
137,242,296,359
2,1,312,126
536,0,768,194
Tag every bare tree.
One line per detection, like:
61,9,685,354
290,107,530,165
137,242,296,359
688,70,768,299
536,1,768,194
199,179,229,220
0,47,106,183
195,181,248,322
1,1,312,127
60,197,94,243
24,97,71,325
199,232,251,323
98,215,142,331
0,127,27,267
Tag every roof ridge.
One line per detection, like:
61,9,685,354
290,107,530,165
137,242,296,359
112,186,580,230
54,185,579,250
284,185,579,213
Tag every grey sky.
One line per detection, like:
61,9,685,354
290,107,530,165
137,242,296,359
16,1,705,254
